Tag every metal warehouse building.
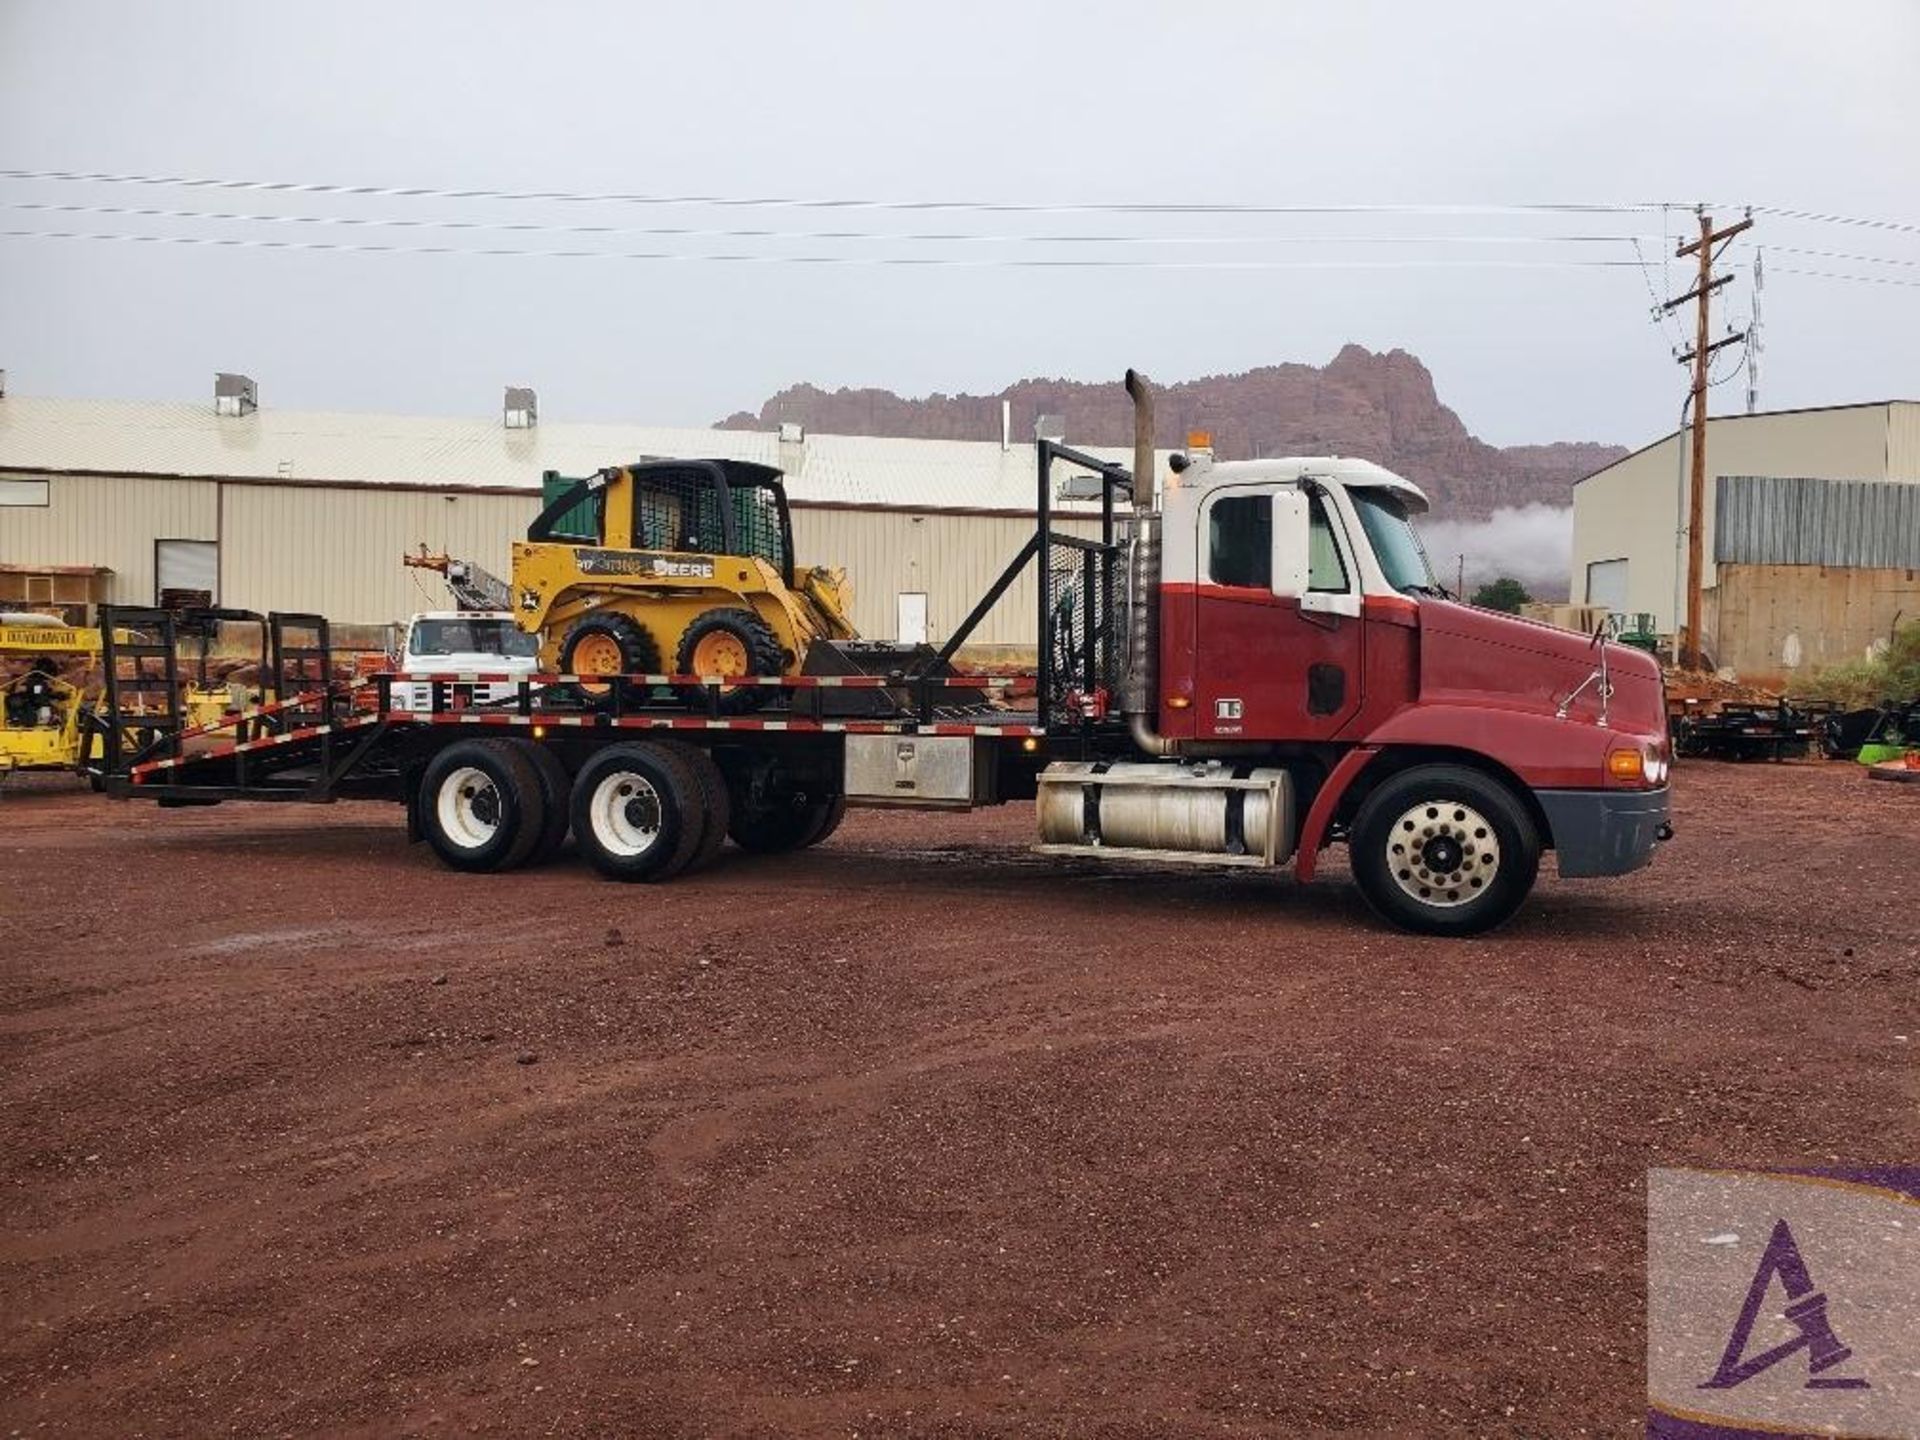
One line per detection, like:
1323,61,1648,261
1570,400,1920,679
0,381,1144,653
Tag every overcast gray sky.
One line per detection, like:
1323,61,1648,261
2,0,1915,448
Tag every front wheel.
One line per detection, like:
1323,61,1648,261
1347,764,1540,937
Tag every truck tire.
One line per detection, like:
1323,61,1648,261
570,742,706,882
1347,764,1540,937
729,791,843,853
651,740,731,873
800,792,847,847
560,613,660,709
519,740,574,864
418,739,549,874
674,608,784,715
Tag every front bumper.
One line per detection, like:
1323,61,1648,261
1535,786,1671,878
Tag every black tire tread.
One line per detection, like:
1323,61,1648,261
517,740,573,864
653,740,731,873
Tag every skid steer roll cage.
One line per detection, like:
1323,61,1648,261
530,459,797,588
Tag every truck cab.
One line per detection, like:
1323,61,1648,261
1077,448,1672,932
388,611,541,713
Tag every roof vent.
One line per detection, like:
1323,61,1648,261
778,421,804,444
215,372,257,417
504,385,538,429
1034,413,1066,443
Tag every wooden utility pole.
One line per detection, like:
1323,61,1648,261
1662,209,1752,669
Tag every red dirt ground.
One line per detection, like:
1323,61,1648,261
2,762,1915,1437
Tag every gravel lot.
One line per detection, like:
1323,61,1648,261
2,761,1915,1437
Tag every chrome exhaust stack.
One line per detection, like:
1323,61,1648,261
1122,368,1178,756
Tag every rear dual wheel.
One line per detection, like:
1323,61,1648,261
570,741,729,882
727,789,846,853
419,739,551,873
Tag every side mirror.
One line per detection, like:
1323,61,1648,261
1269,490,1310,598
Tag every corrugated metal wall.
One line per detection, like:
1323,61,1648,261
791,507,1101,646
1889,402,1920,481
1715,475,1920,568
0,472,217,604
220,482,540,620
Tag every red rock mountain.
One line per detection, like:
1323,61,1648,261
716,345,1625,518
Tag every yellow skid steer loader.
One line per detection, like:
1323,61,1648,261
510,460,947,713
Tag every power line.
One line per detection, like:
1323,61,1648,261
1750,205,1920,238
0,227,1659,271
1769,266,1920,289
0,199,1674,250
0,166,1674,219
1768,244,1920,270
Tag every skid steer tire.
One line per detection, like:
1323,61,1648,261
518,740,574,864
652,741,731,874
1347,764,1540,937
560,613,660,710
570,743,706,883
674,608,785,715
419,739,549,874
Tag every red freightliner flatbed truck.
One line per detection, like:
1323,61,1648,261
87,371,1670,936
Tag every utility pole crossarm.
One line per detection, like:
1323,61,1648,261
1659,273,1734,313
1678,331,1748,366
1675,214,1753,258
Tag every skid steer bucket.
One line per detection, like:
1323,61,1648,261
801,640,989,718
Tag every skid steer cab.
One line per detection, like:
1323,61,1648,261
511,460,867,713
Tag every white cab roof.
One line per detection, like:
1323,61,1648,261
1194,455,1430,512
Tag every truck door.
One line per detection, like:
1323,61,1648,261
1192,484,1365,741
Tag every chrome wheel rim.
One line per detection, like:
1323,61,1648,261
590,770,662,857
1386,799,1499,908
436,766,501,850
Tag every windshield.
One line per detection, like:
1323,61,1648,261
1350,488,1437,595
410,618,540,658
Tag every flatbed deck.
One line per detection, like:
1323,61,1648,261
111,669,1056,801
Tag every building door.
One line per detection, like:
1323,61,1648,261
1586,558,1628,612
896,591,928,644
155,539,218,607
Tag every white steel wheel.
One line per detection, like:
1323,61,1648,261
1384,798,1502,909
588,770,664,858
436,765,503,851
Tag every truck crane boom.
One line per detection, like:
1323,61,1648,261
403,547,514,613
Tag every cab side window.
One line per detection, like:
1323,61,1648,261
1308,495,1350,593
1208,495,1271,588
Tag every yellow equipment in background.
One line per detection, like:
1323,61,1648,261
1,616,111,780
511,460,862,712
1,614,229,782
